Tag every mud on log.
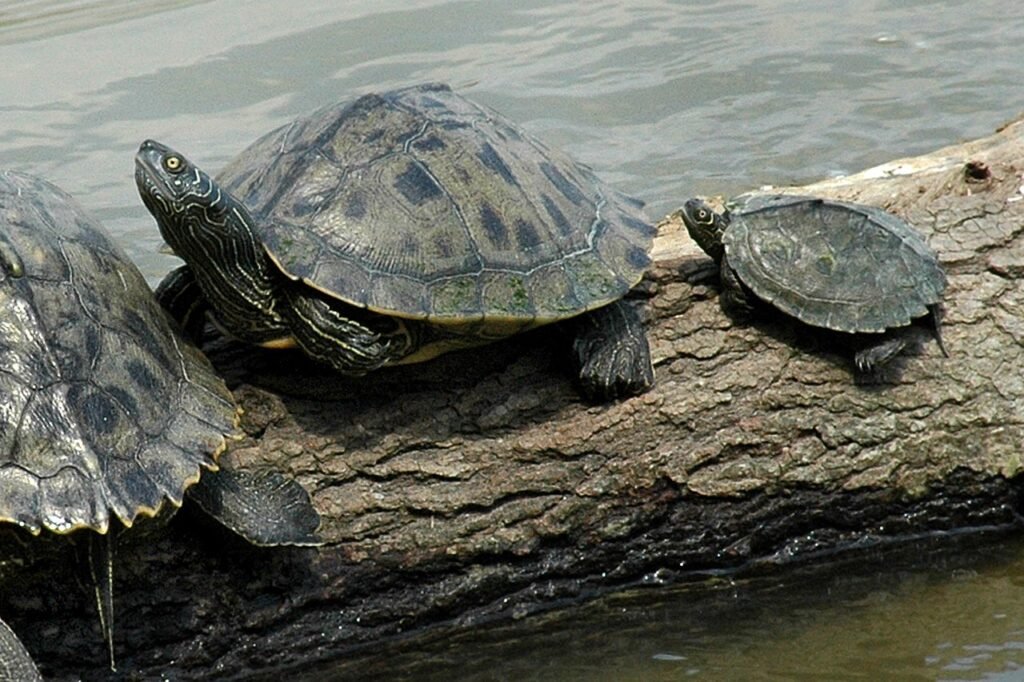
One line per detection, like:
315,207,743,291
7,119,1024,679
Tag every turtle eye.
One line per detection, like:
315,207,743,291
163,155,183,173
697,209,709,221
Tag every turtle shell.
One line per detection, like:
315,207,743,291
0,170,236,535
216,83,654,333
723,194,947,333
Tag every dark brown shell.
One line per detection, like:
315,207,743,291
0,170,236,535
217,83,654,328
725,195,947,333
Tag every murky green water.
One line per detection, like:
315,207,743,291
312,534,1024,681
2,0,1023,678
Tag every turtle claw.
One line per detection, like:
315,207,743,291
854,335,908,373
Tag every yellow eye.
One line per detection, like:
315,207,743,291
164,155,182,172
697,209,709,220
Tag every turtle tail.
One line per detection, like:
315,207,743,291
928,304,949,357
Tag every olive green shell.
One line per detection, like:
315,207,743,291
724,194,947,333
217,83,654,331
0,171,236,535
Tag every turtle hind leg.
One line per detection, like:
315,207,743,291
279,285,411,375
854,310,949,373
854,333,909,373
570,299,654,402
187,467,322,547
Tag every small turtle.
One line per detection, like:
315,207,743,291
135,83,656,401
679,194,948,371
0,170,319,669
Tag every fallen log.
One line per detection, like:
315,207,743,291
6,117,1024,680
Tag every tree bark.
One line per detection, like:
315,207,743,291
7,118,1024,680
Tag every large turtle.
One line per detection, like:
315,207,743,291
134,83,656,401
679,194,948,371
0,170,319,672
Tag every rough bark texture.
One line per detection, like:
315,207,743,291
6,118,1024,680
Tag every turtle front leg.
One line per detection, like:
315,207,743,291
570,299,654,401
154,264,210,342
719,255,758,317
279,285,410,375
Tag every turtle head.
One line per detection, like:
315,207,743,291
134,140,237,257
135,140,283,342
679,198,727,263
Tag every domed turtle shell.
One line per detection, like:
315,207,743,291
216,83,653,334
722,194,947,333
0,170,236,536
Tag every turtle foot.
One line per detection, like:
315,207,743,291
187,468,322,547
571,300,654,402
854,335,908,373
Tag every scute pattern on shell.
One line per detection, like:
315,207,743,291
216,83,654,325
0,171,236,535
723,195,947,333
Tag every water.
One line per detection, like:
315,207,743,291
2,0,1022,282
318,533,1024,681
1,0,1023,677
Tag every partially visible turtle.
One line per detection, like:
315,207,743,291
0,170,319,669
135,83,656,401
679,194,948,371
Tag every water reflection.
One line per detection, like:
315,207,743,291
316,534,1024,681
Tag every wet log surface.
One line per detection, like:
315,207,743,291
6,118,1024,680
